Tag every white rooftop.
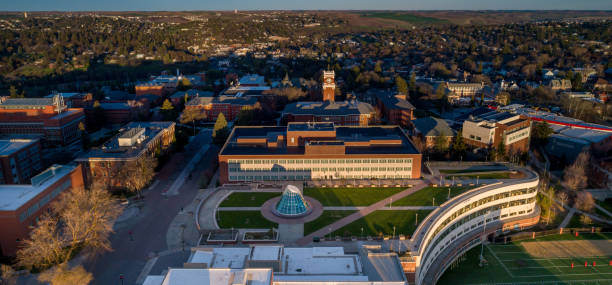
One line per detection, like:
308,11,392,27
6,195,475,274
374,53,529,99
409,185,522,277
282,247,360,276
251,245,281,261
211,247,250,268
160,268,272,285
0,164,77,211
142,275,164,285
239,74,265,86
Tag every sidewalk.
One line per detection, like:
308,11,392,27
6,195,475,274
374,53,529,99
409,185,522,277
558,208,576,228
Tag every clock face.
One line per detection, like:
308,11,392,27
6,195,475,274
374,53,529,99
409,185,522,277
326,78,332,83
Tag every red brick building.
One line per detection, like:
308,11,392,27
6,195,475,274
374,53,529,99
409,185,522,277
184,96,258,122
0,139,42,184
375,92,415,127
218,122,422,184
322,71,336,102
462,111,531,154
0,164,84,256
85,101,148,127
282,100,375,126
0,95,85,146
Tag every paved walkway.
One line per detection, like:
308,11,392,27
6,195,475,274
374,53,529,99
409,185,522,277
296,180,428,246
165,143,210,196
594,203,612,218
558,208,576,228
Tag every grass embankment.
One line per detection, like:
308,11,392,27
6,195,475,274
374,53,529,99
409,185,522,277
303,187,405,206
392,186,473,206
331,210,433,238
219,192,281,207
217,211,277,229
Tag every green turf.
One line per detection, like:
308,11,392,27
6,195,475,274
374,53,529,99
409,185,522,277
450,172,512,179
304,210,356,235
331,210,432,238
391,186,473,206
303,187,405,206
217,211,278,229
219,192,281,207
363,12,448,24
439,236,612,284
596,200,612,217
519,232,612,242
439,168,506,174
567,213,605,228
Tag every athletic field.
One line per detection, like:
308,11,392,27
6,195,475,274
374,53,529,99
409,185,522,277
438,233,612,284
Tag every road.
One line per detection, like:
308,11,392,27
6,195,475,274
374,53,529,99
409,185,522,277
85,129,213,285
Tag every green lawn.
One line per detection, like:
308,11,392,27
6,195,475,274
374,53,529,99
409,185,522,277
520,232,612,242
219,192,281,207
303,187,405,206
392,186,473,206
217,211,278,229
596,199,612,217
362,12,448,24
331,210,432,238
304,210,356,235
567,213,605,228
439,168,506,174
450,172,512,179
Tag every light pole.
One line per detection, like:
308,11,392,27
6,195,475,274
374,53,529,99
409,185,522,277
432,197,435,206
415,213,418,226
361,227,364,240
447,187,451,200
392,226,396,252
476,176,479,185
180,224,186,251
389,198,392,208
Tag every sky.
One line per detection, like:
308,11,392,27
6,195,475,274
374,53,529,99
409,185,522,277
1,0,611,11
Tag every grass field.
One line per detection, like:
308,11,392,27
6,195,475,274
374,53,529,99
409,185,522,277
451,172,512,179
219,192,281,207
330,210,432,238
392,186,473,206
304,210,356,235
303,187,405,206
439,168,506,174
362,12,448,24
217,211,278,229
438,233,612,284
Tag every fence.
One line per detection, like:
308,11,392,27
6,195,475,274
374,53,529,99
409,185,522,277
492,227,612,243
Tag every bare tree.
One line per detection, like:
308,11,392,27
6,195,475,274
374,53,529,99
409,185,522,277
17,187,122,271
119,155,157,199
1,264,17,285
556,191,569,208
180,108,207,136
563,151,590,191
38,263,93,285
574,191,595,213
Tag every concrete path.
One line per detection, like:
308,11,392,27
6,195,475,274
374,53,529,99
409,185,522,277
594,203,612,218
323,206,438,210
296,181,428,246
278,223,304,245
165,143,210,196
559,208,576,228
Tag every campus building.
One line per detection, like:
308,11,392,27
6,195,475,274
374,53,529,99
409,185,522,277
322,70,336,102
407,167,540,285
218,122,422,184
0,95,85,146
184,96,258,122
142,245,407,285
411,117,455,151
374,92,416,127
445,82,485,98
45,92,92,108
0,164,85,256
282,100,375,126
76,122,175,186
462,111,531,154
0,139,42,184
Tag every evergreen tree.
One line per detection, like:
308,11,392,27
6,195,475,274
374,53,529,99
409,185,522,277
452,131,467,157
160,99,175,121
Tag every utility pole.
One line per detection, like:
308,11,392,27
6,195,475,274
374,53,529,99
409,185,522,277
415,213,418,226
448,187,451,200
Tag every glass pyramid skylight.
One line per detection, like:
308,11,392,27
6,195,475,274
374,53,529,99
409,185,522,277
275,185,310,217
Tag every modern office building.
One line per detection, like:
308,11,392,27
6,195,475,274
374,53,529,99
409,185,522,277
142,245,407,285
218,122,422,184
76,122,175,185
406,167,540,285
282,100,375,126
0,164,85,256
184,96,258,122
462,111,531,154
0,95,85,145
0,139,42,184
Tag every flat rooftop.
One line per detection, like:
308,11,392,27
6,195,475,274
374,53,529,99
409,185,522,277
0,139,38,156
221,124,420,156
159,268,272,285
0,164,76,211
283,100,374,116
76,121,174,161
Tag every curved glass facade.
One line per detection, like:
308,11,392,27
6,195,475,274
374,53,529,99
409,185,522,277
275,185,310,217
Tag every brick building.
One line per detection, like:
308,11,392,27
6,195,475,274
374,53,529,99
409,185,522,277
0,164,84,256
184,96,258,122
45,92,92,108
85,101,148,127
218,122,422,184
76,122,175,186
322,71,336,102
282,100,375,126
374,92,415,127
412,117,455,151
0,139,42,184
0,95,85,146
462,111,531,154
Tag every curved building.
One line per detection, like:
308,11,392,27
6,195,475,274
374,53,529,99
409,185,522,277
409,168,540,285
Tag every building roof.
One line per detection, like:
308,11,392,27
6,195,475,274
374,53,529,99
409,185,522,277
99,102,131,110
159,268,272,285
0,97,55,108
0,164,77,211
0,139,38,156
76,121,174,161
221,124,420,156
413,117,455,137
375,93,415,111
45,92,86,98
170,89,213,99
283,100,374,116
239,74,266,86
186,95,257,106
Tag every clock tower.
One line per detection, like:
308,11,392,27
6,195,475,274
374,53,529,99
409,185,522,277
322,70,336,102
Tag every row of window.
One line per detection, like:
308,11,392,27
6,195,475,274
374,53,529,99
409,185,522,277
228,173,413,181
228,158,413,165
229,167,412,173
19,180,71,222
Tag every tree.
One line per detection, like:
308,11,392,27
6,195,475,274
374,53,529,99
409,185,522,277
409,72,417,94
531,121,553,146
1,264,16,285
118,155,157,199
160,99,175,121
38,263,93,285
495,92,511,106
395,76,408,95
563,151,590,191
574,191,595,213
557,191,569,207
374,62,382,73
180,108,207,136
537,186,556,224
177,77,191,91
213,113,229,145
8,86,19,98
434,134,449,153
17,187,122,271
451,131,467,158
495,141,506,161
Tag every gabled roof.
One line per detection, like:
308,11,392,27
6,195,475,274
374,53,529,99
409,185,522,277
413,117,455,137
375,92,415,110
283,100,374,116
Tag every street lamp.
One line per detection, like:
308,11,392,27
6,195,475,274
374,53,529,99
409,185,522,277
432,197,435,206
447,187,451,200
361,227,364,240
415,213,418,226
